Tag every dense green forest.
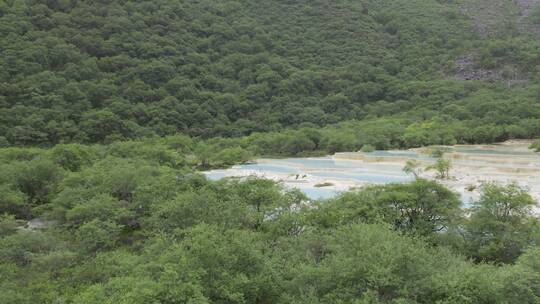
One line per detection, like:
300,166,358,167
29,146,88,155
2,0,540,146
1,139,539,303
2,0,540,302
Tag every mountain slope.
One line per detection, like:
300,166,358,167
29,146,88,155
0,0,539,146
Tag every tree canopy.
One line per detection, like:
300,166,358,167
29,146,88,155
1,0,540,302
1,140,539,303
2,0,540,146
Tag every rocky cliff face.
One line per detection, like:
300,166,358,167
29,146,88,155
453,0,540,82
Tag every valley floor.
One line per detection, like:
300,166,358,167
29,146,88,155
205,141,540,209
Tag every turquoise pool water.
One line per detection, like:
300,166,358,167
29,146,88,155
239,163,299,174
310,171,412,183
204,155,414,199
298,187,340,200
454,148,536,156
204,145,540,204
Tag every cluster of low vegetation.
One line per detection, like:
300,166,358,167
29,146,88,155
314,182,334,188
531,139,540,152
1,141,539,303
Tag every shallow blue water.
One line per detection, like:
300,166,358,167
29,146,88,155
231,161,411,184
204,146,539,203
205,154,414,199
238,163,299,174
366,150,420,157
310,171,412,183
205,171,226,181
455,148,535,156
298,187,340,200
276,157,336,168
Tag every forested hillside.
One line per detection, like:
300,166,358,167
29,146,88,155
1,139,539,303
2,0,540,146
2,0,540,303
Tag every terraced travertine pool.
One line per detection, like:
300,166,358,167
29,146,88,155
204,141,540,206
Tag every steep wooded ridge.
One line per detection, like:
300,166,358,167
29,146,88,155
2,1,540,303
1,0,540,147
